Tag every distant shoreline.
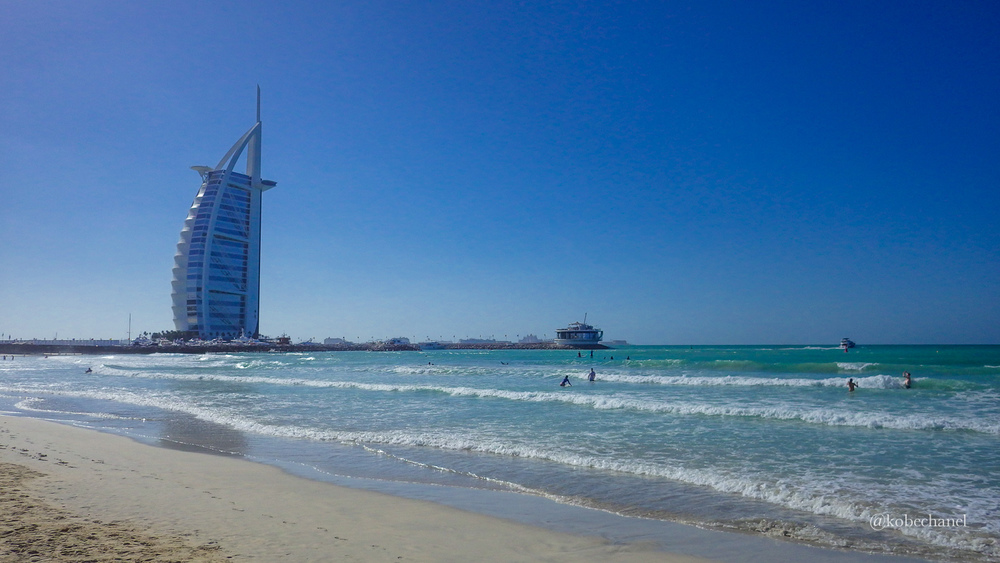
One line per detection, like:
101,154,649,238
0,342,610,355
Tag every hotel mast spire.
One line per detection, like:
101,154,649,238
248,86,262,188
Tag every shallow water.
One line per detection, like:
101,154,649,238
1,345,996,561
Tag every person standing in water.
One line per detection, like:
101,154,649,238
588,368,596,382
903,372,912,389
848,378,858,392
560,375,572,387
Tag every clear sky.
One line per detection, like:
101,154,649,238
1,1,998,345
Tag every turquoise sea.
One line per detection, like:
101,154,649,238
1,345,997,561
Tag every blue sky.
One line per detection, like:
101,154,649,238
1,0,998,344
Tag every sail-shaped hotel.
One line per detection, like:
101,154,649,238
171,90,277,340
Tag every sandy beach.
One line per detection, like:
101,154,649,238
0,415,709,562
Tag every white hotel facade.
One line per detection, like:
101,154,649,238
171,91,277,340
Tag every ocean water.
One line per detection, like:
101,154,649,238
1,345,997,561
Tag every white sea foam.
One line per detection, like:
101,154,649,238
596,372,904,389
279,425,998,558
79,363,994,434
6,375,994,435
97,362,911,391
14,397,138,420
234,359,285,370
836,362,878,371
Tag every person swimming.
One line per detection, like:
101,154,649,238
847,378,857,392
560,375,572,387
903,372,911,389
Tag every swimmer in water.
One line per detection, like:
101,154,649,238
560,375,572,387
847,378,857,392
588,368,596,382
903,372,911,389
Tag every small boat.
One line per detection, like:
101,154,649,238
555,315,604,347
841,338,856,349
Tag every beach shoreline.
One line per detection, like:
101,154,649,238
0,413,941,563
0,414,705,562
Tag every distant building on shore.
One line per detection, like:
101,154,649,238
171,89,277,340
459,338,511,345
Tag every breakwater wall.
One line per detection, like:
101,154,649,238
0,342,609,356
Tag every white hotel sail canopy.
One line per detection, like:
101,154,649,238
171,90,277,340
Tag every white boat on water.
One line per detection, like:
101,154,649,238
554,316,604,347
841,338,856,349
